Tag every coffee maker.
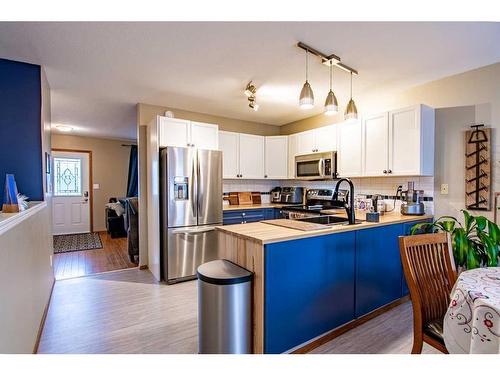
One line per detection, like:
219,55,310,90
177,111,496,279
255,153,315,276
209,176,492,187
270,187,282,203
401,181,425,216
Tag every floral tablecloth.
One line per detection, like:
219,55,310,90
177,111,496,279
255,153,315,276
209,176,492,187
444,267,500,354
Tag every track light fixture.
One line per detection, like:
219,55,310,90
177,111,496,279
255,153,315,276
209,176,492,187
245,81,259,111
297,42,358,117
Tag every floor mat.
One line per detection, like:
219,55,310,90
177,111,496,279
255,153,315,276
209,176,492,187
53,232,103,253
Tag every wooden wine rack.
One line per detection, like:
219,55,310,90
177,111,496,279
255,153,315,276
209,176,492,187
465,124,491,210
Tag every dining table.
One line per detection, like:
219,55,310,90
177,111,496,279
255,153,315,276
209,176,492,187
443,267,500,354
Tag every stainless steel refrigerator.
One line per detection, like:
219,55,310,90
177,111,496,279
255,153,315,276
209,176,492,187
160,146,223,283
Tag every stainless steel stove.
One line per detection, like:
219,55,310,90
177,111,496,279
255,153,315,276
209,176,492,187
280,188,348,219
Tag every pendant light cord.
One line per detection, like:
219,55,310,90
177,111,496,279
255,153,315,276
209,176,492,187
350,72,353,99
305,49,309,82
329,62,333,91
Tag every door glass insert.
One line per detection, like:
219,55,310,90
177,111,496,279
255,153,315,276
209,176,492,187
54,157,82,196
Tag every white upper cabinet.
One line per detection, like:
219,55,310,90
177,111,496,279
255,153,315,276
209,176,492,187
190,121,219,150
360,104,435,177
296,129,316,155
158,117,190,148
265,136,288,179
362,112,389,176
219,131,239,179
158,116,219,150
314,125,337,153
238,134,265,179
337,120,363,177
388,105,435,176
287,133,298,178
295,125,337,155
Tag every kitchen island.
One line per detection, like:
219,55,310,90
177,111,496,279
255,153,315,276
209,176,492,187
216,212,433,354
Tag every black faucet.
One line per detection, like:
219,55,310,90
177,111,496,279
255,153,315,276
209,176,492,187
334,178,356,225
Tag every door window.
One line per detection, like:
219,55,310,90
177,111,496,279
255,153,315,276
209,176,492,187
54,157,82,196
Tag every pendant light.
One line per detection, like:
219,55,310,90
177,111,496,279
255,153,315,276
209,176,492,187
324,62,338,115
344,71,358,120
299,49,314,109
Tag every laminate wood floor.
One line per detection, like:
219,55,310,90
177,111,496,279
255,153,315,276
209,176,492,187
53,231,137,280
38,268,440,354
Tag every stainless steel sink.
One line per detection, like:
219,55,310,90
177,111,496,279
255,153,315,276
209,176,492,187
295,215,363,226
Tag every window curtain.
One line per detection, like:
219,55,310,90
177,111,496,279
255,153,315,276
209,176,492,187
126,145,138,197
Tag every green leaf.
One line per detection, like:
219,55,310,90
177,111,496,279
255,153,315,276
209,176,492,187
488,220,500,246
410,222,433,235
478,231,499,267
438,220,456,232
466,243,481,269
453,228,468,266
475,216,487,231
462,210,473,232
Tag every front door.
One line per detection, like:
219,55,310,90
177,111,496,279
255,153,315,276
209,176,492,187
52,151,91,235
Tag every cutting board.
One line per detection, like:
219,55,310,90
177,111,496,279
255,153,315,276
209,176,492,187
237,192,253,205
263,219,330,231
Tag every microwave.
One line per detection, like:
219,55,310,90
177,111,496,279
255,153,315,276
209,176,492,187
295,151,337,180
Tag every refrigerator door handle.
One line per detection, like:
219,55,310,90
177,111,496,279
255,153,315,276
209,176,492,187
171,226,217,235
190,155,196,218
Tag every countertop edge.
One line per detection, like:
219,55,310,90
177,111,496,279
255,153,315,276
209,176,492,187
0,201,47,237
223,204,288,211
216,214,433,245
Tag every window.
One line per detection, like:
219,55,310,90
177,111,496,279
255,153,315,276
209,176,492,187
54,157,82,196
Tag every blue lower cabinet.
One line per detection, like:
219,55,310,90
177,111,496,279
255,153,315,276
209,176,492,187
264,232,356,354
223,209,265,225
355,224,404,318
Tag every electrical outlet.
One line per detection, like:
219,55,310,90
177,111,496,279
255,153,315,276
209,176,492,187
441,184,449,195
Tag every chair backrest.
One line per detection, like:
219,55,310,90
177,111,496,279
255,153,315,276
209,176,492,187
399,233,457,324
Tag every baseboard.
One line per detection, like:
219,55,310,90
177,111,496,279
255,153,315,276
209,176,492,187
33,277,55,354
290,295,410,354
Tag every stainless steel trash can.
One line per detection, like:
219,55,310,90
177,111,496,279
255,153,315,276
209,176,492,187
197,259,253,354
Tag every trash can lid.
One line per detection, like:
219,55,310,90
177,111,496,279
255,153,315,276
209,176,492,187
197,260,253,285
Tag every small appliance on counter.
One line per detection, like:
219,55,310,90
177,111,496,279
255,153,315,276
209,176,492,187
280,187,304,204
270,187,282,203
401,181,425,216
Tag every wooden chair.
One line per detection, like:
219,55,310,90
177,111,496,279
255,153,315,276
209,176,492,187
399,233,457,354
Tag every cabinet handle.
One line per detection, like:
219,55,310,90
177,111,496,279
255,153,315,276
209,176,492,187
383,170,387,174
388,169,392,174
264,175,268,178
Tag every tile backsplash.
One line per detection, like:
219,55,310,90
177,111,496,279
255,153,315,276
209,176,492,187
224,176,435,213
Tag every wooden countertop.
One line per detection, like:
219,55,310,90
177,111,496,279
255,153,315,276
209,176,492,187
223,203,290,211
216,212,433,244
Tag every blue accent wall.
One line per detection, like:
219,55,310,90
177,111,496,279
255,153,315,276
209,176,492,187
0,58,42,206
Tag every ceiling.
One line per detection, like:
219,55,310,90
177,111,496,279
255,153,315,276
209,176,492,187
0,22,499,140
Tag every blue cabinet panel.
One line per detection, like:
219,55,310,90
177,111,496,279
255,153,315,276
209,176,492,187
223,208,277,225
264,232,356,353
355,224,404,317
0,59,42,206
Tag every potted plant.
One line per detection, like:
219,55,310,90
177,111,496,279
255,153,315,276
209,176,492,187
411,209,500,270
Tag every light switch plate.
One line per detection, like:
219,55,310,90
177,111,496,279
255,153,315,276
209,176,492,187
93,183,100,190
440,184,449,195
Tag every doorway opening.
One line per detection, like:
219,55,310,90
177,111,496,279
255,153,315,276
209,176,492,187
51,148,137,280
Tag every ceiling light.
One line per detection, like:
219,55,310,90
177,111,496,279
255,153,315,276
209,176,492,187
244,81,257,97
299,49,314,109
248,96,259,111
344,72,358,121
324,63,338,116
55,125,73,132
249,101,259,111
